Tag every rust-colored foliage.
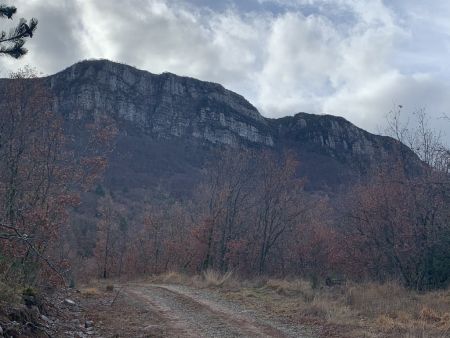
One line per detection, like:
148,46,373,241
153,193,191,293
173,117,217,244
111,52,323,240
0,69,115,286
338,162,450,289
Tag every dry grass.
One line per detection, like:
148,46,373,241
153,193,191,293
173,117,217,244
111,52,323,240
202,269,235,287
82,273,450,337
213,278,450,337
0,280,19,304
80,287,102,297
263,278,315,301
158,271,193,285
149,269,238,289
78,279,122,298
342,282,450,336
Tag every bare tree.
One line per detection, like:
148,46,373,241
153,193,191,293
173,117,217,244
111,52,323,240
252,151,304,274
0,69,74,284
385,107,450,173
339,110,450,289
95,193,126,279
342,163,450,289
195,149,255,272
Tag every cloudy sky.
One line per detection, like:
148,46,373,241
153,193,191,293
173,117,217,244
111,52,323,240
1,0,449,139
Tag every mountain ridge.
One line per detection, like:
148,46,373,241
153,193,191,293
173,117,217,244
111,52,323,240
0,59,419,193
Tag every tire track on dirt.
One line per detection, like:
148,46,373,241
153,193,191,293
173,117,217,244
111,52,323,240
125,284,292,337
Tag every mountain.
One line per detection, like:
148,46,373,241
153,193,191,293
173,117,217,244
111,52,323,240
1,59,418,195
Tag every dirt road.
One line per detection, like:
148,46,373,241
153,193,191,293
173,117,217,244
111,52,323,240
101,283,315,338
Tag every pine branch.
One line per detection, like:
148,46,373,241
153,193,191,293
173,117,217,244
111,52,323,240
0,5,16,19
0,18,38,43
0,18,38,58
0,38,27,58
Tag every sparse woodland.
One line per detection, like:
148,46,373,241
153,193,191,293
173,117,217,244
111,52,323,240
0,66,448,297
0,55,448,338
0,0,448,294
0,73,448,293
76,110,449,291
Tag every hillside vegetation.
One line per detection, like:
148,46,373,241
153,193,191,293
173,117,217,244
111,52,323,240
0,64,448,337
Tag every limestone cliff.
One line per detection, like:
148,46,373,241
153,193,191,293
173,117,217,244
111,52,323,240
0,59,419,192
48,60,273,147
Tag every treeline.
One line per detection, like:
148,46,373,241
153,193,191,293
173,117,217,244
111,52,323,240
87,119,450,290
0,73,448,292
89,150,324,276
84,150,328,279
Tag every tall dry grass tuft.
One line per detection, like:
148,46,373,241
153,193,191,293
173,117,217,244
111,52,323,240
202,269,235,287
148,270,237,288
160,271,192,285
344,281,414,317
80,287,102,297
264,278,315,301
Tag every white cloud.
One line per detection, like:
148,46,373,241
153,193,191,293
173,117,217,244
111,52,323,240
0,0,84,76
255,0,404,117
0,0,448,142
323,71,450,130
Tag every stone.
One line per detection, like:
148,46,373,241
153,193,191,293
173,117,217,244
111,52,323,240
85,320,94,328
41,314,52,323
64,299,76,306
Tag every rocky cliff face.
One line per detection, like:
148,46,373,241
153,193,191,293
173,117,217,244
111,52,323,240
0,60,418,192
48,60,273,147
271,113,406,166
268,112,418,187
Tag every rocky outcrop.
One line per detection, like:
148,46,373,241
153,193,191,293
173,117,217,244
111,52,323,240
270,112,410,169
48,60,273,147
46,60,408,165
0,59,420,192
265,112,420,187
